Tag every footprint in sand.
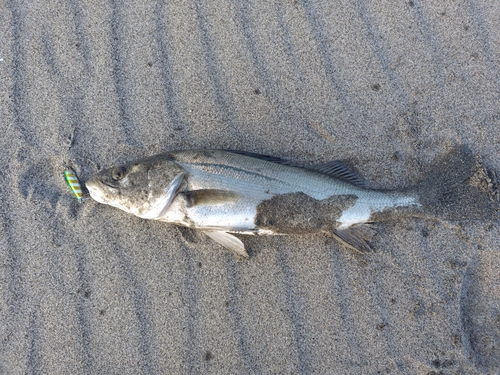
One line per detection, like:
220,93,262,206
460,251,500,373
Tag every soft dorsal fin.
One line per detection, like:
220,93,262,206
204,231,249,258
308,161,370,188
226,150,369,188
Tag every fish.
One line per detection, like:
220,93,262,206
85,147,494,257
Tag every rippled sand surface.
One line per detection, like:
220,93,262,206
1,1,500,373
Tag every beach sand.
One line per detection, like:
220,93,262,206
1,1,500,373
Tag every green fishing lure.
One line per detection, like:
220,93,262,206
64,168,87,202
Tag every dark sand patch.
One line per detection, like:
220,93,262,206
255,192,357,234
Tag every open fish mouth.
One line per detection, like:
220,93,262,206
85,179,109,204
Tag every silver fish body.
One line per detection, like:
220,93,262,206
157,150,417,230
86,149,425,256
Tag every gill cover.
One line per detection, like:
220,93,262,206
86,155,186,218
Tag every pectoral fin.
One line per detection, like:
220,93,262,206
204,231,249,258
181,190,240,207
333,224,375,253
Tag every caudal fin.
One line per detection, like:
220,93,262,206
415,145,498,221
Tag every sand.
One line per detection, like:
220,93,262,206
1,0,500,374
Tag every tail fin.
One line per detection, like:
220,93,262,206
414,145,498,221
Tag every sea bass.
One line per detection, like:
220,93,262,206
85,147,491,257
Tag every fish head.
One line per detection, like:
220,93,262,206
85,155,186,219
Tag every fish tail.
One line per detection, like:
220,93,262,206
413,145,498,221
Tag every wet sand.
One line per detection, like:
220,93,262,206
1,1,500,374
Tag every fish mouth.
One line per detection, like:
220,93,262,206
85,178,110,204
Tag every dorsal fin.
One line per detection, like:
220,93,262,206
226,150,370,188
225,150,302,167
308,161,370,188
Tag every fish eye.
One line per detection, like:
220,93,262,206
111,167,126,181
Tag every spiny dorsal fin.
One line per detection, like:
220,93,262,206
226,150,370,188
333,224,376,253
204,231,249,258
225,150,301,167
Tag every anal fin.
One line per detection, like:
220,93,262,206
333,224,375,253
204,231,249,258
